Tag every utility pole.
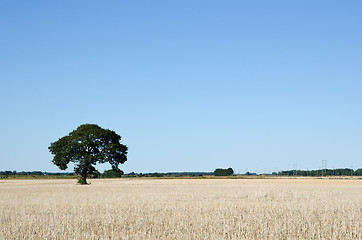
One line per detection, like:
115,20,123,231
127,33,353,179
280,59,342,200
293,164,297,176
321,160,323,176
321,159,327,176
351,165,353,178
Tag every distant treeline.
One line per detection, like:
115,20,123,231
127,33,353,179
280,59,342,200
96,170,214,178
276,168,362,176
1,168,362,178
0,171,73,176
0,170,213,178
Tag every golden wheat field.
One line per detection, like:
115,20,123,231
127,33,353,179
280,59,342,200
0,178,361,239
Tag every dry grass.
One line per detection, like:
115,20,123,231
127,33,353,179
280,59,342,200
0,178,361,239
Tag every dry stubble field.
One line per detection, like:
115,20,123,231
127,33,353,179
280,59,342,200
0,178,361,239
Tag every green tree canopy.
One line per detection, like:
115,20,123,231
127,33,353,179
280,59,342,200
49,124,128,184
214,168,234,176
102,169,124,178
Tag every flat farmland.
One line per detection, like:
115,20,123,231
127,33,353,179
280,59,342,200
0,178,361,239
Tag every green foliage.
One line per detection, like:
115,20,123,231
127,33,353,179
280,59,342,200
151,172,163,177
214,168,234,176
277,168,358,176
77,178,87,185
126,172,137,177
91,170,101,178
49,124,128,184
102,169,124,178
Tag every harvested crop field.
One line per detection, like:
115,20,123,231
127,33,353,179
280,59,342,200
0,178,361,239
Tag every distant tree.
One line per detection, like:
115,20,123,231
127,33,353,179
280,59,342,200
49,124,128,184
102,169,124,178
91,170,101,178
214,168,234,176
355,168,362,176
227,168,234,175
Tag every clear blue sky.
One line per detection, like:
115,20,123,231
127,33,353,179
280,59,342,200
1,1,361,173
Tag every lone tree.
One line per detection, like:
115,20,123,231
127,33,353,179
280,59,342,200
214,168,234,176
49,124,128,184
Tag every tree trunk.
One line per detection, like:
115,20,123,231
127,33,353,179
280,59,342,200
78,169,88,184
80,174,87,184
